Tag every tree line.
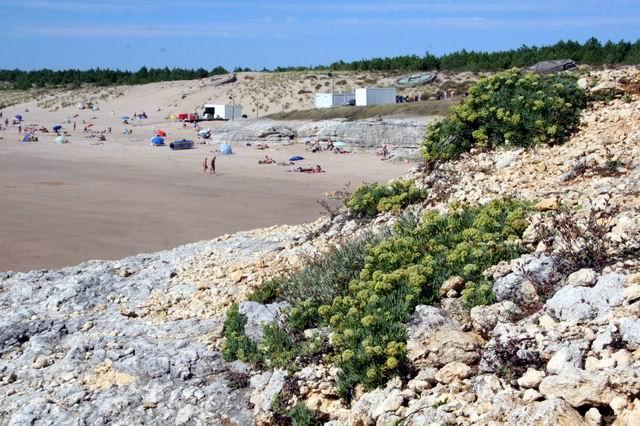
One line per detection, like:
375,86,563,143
0,66,229,90
2,38,640,90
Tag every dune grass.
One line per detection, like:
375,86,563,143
265,99,457,121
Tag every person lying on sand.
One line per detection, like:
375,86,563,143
291,165,324,173
258,155,275,164
277,161,294,166
334,147,349,154
255,143,269,150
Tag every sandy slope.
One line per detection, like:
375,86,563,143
0,90,412,272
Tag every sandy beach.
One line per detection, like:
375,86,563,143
0,101,411,272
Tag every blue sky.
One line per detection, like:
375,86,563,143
1,0,639,71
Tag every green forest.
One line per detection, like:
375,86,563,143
2,38,640,90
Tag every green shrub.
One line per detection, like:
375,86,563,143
247,279,281,304
422,69,586,164
289,402,322,426
346,180,426,219
318,199,530,396
221,304,260,363
258,322,296,369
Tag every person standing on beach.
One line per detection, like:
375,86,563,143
203,157,208,174
17,124,22,134
73,122,76,131
210,156,216,174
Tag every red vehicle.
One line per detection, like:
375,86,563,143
177,113,188,121
187,113,199,122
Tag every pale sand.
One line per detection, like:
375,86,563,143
0,100,411,272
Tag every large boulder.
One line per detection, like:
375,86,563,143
545,273,624,323
538,369,611,407
492,255,559,305
407,306,485,368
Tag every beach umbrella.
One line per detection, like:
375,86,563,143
14,115,23,121
219,143,233,155
121,115,130,120
55,136,68,144
169,114,177,121
150,136,165,146
52,125,62,131
333,141,346,148
22,134,31,143
156,130,167,137
289,155,304,161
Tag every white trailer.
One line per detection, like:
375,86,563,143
202,104,243,120
355,87,397,106
315,93,355,109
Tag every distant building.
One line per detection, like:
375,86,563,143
202,104,242,120
315,92,356,109
355,87,397,106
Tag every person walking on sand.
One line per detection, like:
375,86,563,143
203,157,208,174
73,122,76,131
210,156,216,174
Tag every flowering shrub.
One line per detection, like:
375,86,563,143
422,69,586,164
346,180,426,219
318,199,530,396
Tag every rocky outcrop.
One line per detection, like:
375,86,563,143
0,221,326,425
210,118,428,147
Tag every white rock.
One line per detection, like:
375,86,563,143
435,362,472,384
517,369,545,389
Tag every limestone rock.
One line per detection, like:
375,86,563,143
506,398,587,425
407,306,485,368
439,276,465,297
238,301,289,342
435,362,472,384
517,369,545,389
538,369,610,407
545,273,624,322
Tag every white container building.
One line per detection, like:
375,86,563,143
202,104,243,120
355,87,397,106
315,93,355,109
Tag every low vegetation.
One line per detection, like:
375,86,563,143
265,100,455,122
346,180,427,219
224,198,532,399
421,68,587,165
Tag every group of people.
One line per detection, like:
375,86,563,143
202,156,217,174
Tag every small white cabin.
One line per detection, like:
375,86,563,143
202,104,242,120
315,93,355,109
355,87,397,106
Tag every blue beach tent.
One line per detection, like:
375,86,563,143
219,143,233,155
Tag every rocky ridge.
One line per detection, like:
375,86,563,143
2,68,640,425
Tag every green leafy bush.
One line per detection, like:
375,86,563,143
422,69,586,164
289,402,322,426
346,180,426,219
318,199,530,396
221,304,259,363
